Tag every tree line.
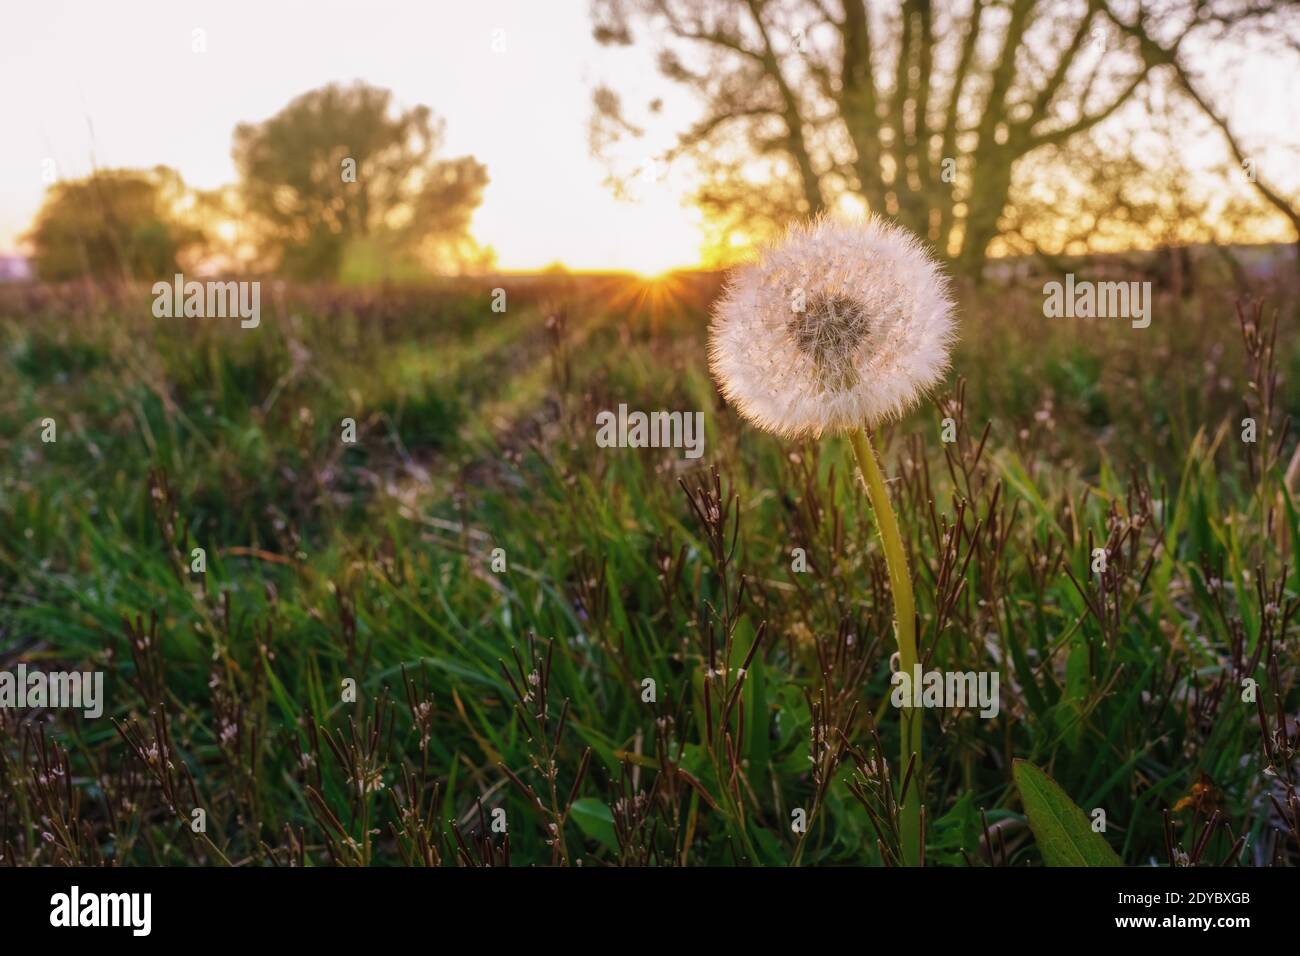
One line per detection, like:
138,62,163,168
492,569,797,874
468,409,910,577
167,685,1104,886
26,82,491,283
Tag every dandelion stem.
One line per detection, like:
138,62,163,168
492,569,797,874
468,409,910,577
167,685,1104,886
849,426,922,867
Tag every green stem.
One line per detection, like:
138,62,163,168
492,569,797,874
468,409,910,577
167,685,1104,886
849,427,922,867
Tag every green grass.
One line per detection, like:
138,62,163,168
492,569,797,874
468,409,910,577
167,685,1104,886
1,274,1297,867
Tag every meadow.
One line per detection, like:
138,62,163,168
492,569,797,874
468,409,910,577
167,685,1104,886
2,263,1298,867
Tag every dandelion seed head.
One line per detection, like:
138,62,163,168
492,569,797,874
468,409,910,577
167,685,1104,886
709,215,957,437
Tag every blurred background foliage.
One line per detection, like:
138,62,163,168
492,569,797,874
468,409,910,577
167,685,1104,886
24,81,493,285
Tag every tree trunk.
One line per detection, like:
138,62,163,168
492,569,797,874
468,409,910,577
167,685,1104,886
956,152,1015,280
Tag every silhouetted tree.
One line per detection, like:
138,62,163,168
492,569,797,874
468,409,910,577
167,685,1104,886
591,0,1290,276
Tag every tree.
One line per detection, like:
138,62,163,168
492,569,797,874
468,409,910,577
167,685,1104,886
1000,90,1282,265
25,166,203,282
1099,2,1300,274
590,0,1287,276
232,81,490,280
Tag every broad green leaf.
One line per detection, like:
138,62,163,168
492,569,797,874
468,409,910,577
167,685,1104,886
1013,759,1121,867
569,798,618,853
928,790,983,866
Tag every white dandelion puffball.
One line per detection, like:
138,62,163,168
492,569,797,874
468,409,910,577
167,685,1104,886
709,216,957,438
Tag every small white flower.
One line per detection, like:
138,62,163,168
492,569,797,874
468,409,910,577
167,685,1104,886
709,215,957,438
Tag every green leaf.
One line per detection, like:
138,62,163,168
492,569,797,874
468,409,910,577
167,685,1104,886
569,798,618,853
750,824,785,866
928,790,983,866
1013,759,1122,867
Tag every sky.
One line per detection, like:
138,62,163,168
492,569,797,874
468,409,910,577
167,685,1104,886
0,0,701,273
0,1,1294,273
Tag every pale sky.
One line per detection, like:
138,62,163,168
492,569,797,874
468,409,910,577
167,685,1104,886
0,0,701,272
0,1,1294,272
